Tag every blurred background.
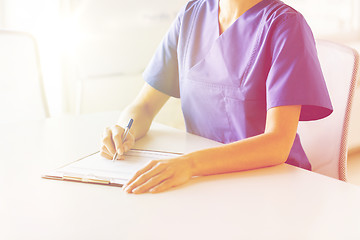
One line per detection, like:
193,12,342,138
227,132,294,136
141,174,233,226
0,0,359,154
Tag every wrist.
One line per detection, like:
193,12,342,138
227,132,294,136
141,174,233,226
116,121,137,140
181,152,199,177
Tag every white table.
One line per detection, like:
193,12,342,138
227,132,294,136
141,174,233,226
1,111,360,240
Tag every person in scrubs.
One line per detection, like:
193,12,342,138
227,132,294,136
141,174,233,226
100,0,333,194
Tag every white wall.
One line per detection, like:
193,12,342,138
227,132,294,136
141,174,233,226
285,0,360,41
0,0,5,28
1,0,63,116
63,0,187,128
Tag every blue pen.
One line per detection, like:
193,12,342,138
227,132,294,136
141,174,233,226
113,118,133,161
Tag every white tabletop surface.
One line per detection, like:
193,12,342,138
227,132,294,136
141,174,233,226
1,111,360,240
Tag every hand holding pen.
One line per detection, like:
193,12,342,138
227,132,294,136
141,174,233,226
100,118,135,160
113,119,133,161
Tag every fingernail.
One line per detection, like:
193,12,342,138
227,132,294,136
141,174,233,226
132,188,140,194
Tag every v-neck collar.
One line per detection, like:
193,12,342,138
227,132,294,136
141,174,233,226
217,0,274,36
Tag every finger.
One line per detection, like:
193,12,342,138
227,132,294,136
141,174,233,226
149,179,174,193
102,127,116,155
100,140,114,160
124,161,165,192
124,163,167,193
100,150,112,159
100,144,111,156
131,170,173,194
123,161,158,189
111,125,125,155
122,133,135,153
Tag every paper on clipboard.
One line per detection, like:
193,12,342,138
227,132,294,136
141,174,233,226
42,149,182,187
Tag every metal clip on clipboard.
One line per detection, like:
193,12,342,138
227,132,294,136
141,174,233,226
62,175,111,185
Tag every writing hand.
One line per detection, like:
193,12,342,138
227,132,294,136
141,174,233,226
100,125,135,160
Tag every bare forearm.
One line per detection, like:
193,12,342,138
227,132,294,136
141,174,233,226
186,105,301,177
187,132,293,176
122,105,301,194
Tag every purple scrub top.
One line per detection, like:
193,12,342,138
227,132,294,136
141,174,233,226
143,0,333,170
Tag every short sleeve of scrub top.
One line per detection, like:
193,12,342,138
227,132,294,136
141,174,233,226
266,13,332,121
142,0,333,171
142,8,183,98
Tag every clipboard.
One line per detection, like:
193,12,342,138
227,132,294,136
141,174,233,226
42,149,182,187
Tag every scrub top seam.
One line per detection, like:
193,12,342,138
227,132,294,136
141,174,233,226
222,92,237,143
239,20,265,89
185,78,242,90
182,0,203,77
239,2,279,89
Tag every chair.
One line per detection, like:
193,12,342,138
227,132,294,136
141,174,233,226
297,40,359,181
0,30,49,123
